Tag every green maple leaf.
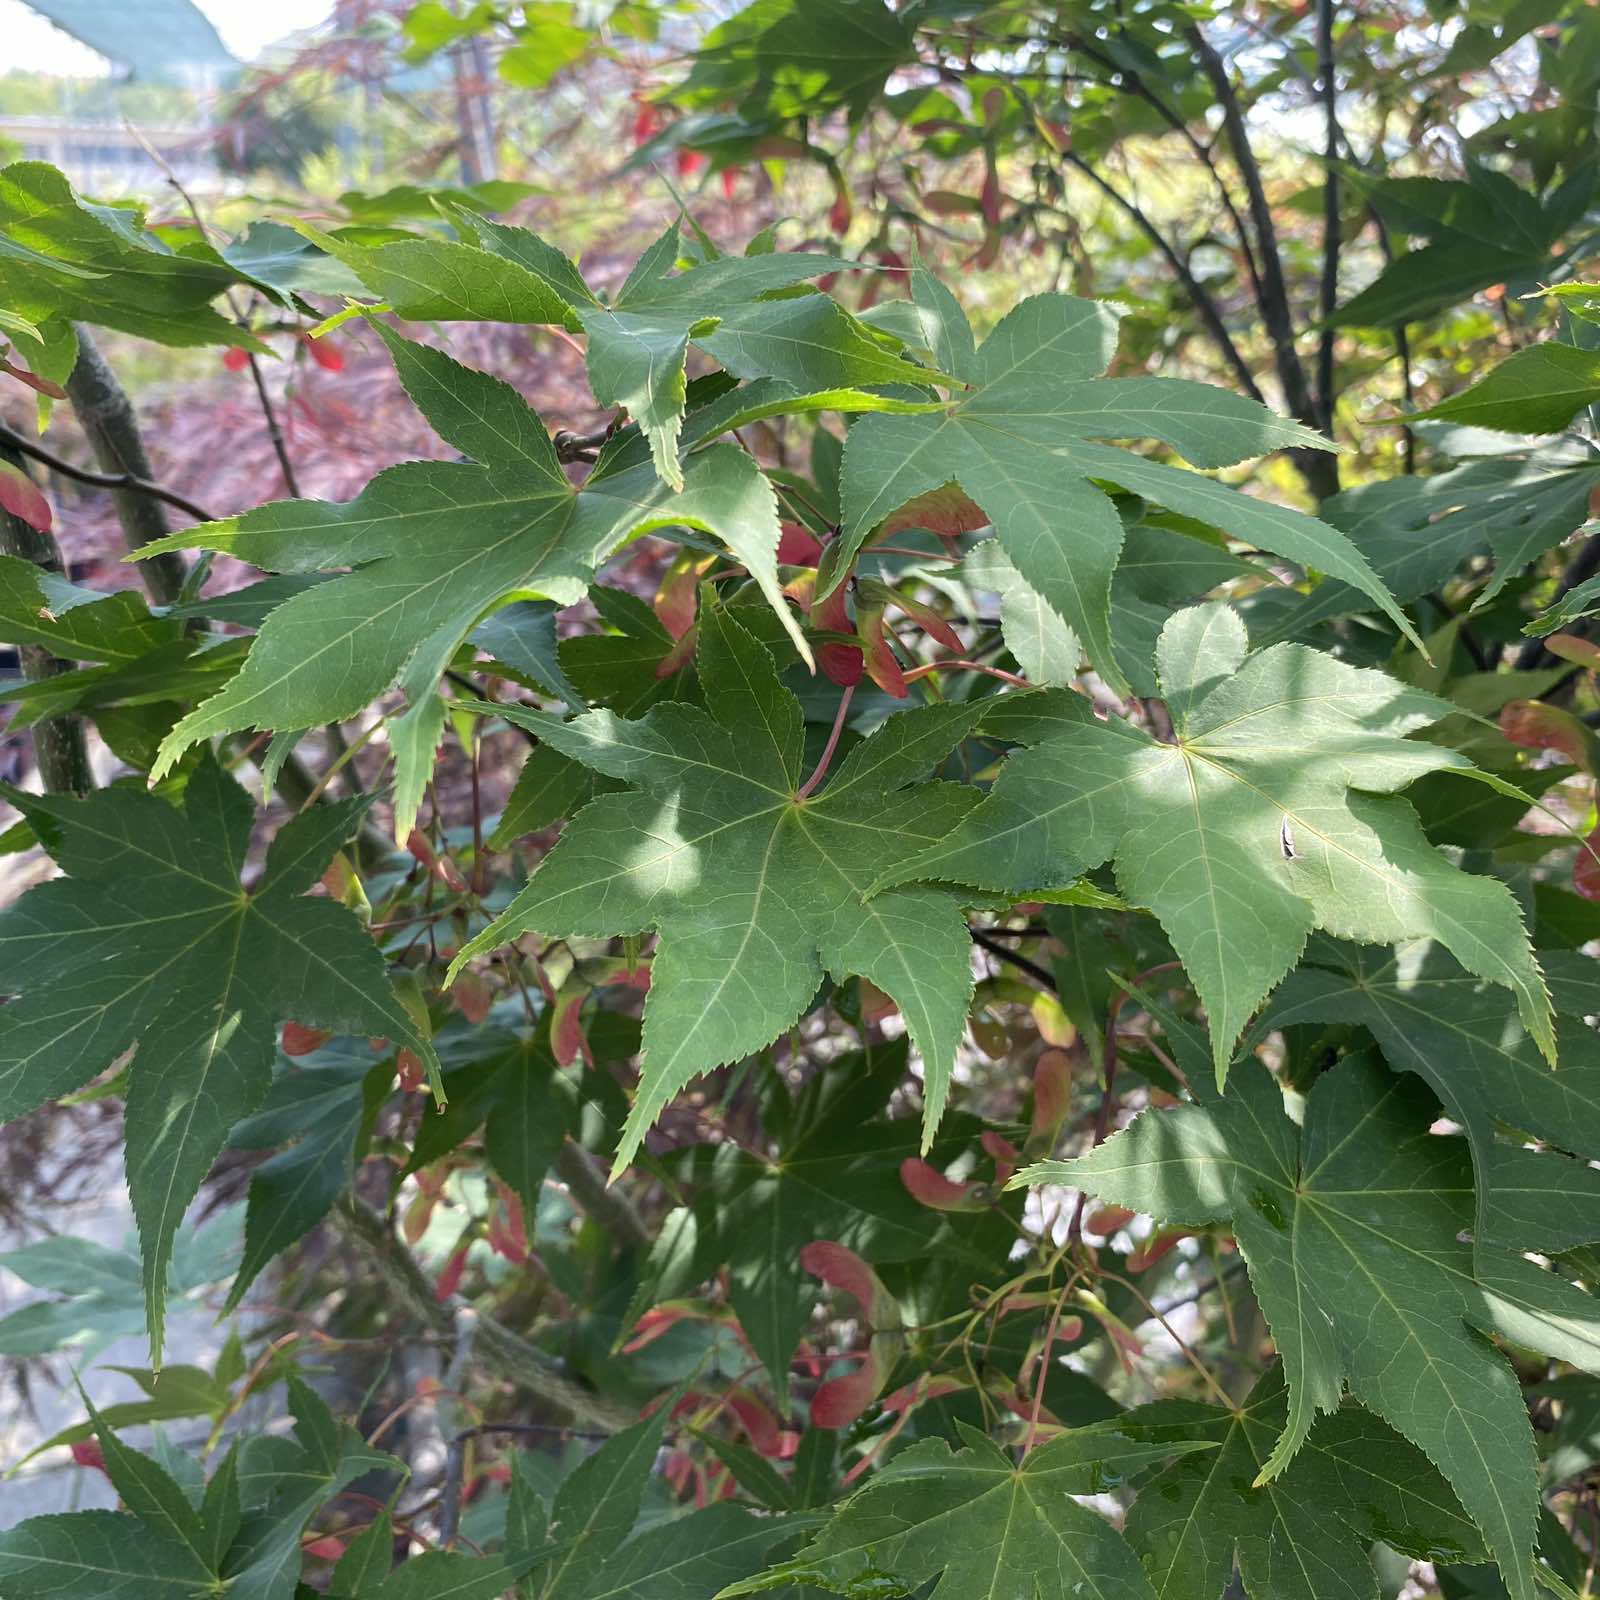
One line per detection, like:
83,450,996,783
1267,939,1600,1341
313,211,935,490
142,325,810,778
820,262,1419,690
716,1423,1200,1600
0,762,437,1359
0,1378,395,1599
449,601,986,1172
0,553,179,665
572,220,932,489
875,602,1551,1081
1121,1368,1485,1600
680,0,917,123
1021,1051,1573,1600
0,161,271,351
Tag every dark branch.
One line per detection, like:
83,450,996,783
1058,152,1267,407
0,418,217,526
970,927,1057,990
1188,22,1334,499
1315,0,1341,436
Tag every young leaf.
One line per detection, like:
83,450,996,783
875,603,1551,1081
0,766,437,1358
451,602,986,1172
820,284,1415,687
1021,1054,1561,1600
143,327,806,777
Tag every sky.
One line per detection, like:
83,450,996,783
0,0,335,74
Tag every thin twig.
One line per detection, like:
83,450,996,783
1187,24,1319,438
0,420,216,524
1315,0,1341,436
1058,152,1267,407
970,928,1056,990
131,125,302,497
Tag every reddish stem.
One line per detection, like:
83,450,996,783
903,657,1032,690
795,683,855,800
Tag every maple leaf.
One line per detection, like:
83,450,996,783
819,261,1419,689
1021,1051,1579,1600
311,211,933,490
142,326,810,777
0,1378,397,1600
568,220,931,489
449,601,986,1172
0,161,270,352
875,603,1552,1082
1121,1369,1486,1600
0,762,437,1359
716,1422,1201,1600
1267,938,1600,1335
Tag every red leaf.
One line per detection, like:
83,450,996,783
551,986,592,1068
1085,1204,1136,1236
778,521,823,567
980,160,1002,227
304,334,344,373
70,1439,106,1473
981,1131,1019,1186
451,972,493,1025
811,580,865,687
1545,631,1600,671
0,461,51,534
654,552,710,640
0,359,66,399
434,1241,470,1301
1576,820,1600,901
857,977,898,1024
303,1536,346,1562
900,1157,979,1211
406,828,468,891
1499,699,1592,772
800,1240,900,1329
1128,1228,1191,1272
827,180,852,237
487,1181,528,1263
724,1388,785,1456
632,100,665,146
879,482,987,540
810,1362,881,1429
396,1048,426,1094
857,605,908,699
1029,1048,1072,1149
282,1021,332,1057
